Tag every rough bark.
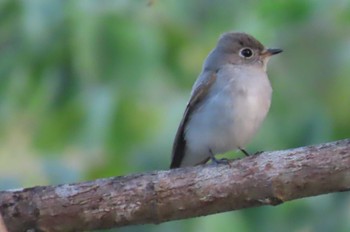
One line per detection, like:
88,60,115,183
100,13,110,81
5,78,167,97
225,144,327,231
0,139,350,232
0,213,9,232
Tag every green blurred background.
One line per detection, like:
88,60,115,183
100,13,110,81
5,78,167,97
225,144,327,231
1,0,350,231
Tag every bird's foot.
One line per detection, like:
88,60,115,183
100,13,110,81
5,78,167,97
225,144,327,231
254,150,264,155
210,156,230,165
239,148,264,156
209,149,230,166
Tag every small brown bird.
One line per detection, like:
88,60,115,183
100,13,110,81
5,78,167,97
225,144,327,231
170,32,282,168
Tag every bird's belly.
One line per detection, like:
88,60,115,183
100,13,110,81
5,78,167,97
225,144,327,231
185,89,270,157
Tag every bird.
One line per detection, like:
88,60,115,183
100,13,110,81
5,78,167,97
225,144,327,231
170,32,282,169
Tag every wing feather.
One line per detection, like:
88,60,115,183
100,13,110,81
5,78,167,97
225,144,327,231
170,71,217,168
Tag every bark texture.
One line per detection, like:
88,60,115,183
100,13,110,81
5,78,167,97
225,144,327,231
1,139,350,232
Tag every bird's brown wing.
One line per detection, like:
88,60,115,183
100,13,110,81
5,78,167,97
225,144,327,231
170,71,217,168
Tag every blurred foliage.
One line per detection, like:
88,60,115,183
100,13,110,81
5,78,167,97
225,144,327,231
0,0,350,231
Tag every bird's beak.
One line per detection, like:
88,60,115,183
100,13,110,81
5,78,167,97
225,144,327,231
262,48,283,57
260,48,283,71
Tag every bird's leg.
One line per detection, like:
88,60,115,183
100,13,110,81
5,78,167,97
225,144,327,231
239,147,250,156
239,147,264,156
209,149,229,165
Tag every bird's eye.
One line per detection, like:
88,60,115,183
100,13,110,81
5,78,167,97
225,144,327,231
239,48,254,58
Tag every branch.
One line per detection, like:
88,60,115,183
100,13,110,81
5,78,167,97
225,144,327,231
0,213,9,232
1,139,350,232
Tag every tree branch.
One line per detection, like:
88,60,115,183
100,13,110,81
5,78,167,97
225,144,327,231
1,139,350,232
0,213,9,232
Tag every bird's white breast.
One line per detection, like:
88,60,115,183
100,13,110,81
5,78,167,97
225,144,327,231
182,64,272,166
